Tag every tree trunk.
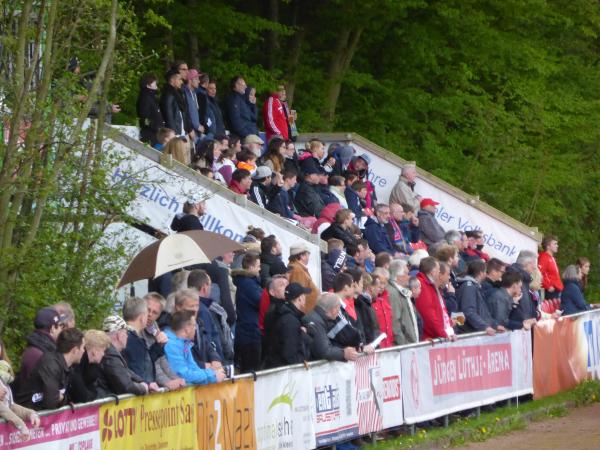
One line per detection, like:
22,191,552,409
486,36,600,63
266,0,280,70
186,0,200,68
322,27,363,129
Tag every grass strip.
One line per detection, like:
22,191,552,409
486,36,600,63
366,380,600,449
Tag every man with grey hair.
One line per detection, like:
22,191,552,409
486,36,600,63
143,293,186,391
304,293,359,362
388,259,419,344
389,163,421,211
122,297,162,386
363,204,402,256
506,250,538,319
445,230,467,274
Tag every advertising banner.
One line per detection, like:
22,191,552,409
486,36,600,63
401,331,532,423
99,388,197,450
0,405,99,450
104,136,322,286
533,311,600,399
347,141,538,262
355,354,383,435
196,378,256,450
311,361,357,446
378,351,404,430
254,368,315,450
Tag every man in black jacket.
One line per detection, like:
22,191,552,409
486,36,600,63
16,328,85,411
249,166,278,209
96,316,157,398
321,209,358,249
160,69,190,138
262,283,312,369
294,166,325,217
137,73,164,146
259,235,288,288
207,80,226,136
457,260,505,335
304,293,359,362
506,250,539,320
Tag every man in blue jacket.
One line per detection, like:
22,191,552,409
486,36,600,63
232,253,263,373
267,168,298,219
225,75,258,139
164,310,225,385
363,204,398,256
457,260,505,335
122,296,161,385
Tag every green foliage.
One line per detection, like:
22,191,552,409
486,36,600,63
0,0,142,360
119,0,599,291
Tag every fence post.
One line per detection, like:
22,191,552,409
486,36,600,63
476,406,481,418
443,415,449,427
410,424,416,436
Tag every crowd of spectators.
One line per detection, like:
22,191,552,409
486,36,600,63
0,59,595,446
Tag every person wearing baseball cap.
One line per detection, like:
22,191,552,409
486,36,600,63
95,315,157,398
183,68,205,140
262,283,311,368
249,165,275,209
287,243,319,312
244,134,264,155
16,307,63,386
417,198,445,249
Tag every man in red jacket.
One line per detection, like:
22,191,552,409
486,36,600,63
262,85,290,142
415,257,456,340
538,234,563,299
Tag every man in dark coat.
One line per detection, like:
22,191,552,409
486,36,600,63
262,283,311,369
294,166,325,217
122,297,162,384
417,198,445,248
207,80,226,136
232,253,263,373
225,75,258,139
160,69,189,137
16,307,63,390
259,235,288,288
304,293,360,362
363,204,397,255
137,73,164,146
16,328,85,410
505,250,539,320
97,316,155,398
457,260,504,335
249,166,277,209
321,208,358,249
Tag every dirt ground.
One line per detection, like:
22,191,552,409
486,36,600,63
461,403,600,450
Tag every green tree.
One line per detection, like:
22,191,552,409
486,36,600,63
0,0,143,358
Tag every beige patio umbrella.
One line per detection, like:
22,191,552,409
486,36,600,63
116,230,244,288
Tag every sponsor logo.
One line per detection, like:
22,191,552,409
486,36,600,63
383,376,401,402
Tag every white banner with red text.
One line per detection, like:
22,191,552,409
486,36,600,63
401,330,533,424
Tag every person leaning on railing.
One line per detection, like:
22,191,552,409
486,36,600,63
0,336,40,441
304,293,360,363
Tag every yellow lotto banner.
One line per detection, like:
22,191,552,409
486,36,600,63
100,387,197,450
196,378,256,450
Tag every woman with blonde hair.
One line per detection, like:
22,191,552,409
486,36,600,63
162,137,190,165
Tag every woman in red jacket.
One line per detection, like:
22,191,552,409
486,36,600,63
415,257,455,340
